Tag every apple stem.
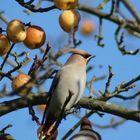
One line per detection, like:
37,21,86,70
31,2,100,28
24,22,31,27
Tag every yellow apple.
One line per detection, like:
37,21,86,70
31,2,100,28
12,73,32,95
24,25,46,49
54,0,78,10
59,9,80,33
7,19,26,43
0,34,10,56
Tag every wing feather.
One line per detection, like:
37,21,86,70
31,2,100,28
41,71,61,125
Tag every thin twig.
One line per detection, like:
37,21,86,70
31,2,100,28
0,124,12,133
74,113,126,129
96,0,110,10
119,75,140,89
0,71,13,80
104,65,114,94
61,111,94,140
110,0,117,16
121,0,140,23
95,18,104,47
86,76,96,97
72,32,82,47
15,0,56,13
1,57,23,73
28,43,51,76
42,43,51,60
115,91,140,100
101,74,139,100
0,43,15,70
0,11,9,24
93,118,126,129
28,106,40,125
115,26,140,55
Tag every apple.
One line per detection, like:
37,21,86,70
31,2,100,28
6,19,26,43
24,25,46,49
81,20,95,35
0,34,10,56
59,9,80,33
12,73,32,95
54,0,78,10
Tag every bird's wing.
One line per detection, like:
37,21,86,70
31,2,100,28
47,71,61,104
41,71,61,125
49,71,61,94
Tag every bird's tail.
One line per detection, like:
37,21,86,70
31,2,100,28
38,114,57,140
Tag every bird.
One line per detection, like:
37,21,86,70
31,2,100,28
38,48,95,140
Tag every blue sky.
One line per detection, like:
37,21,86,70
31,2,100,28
0,0,140,140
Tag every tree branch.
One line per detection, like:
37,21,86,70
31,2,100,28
14,1,140,34
78,4,140,33
1,94,140,123
15,0,56,12
0,93,48,117
78,97,140,123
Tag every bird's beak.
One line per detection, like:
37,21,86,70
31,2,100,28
87,55,95,63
